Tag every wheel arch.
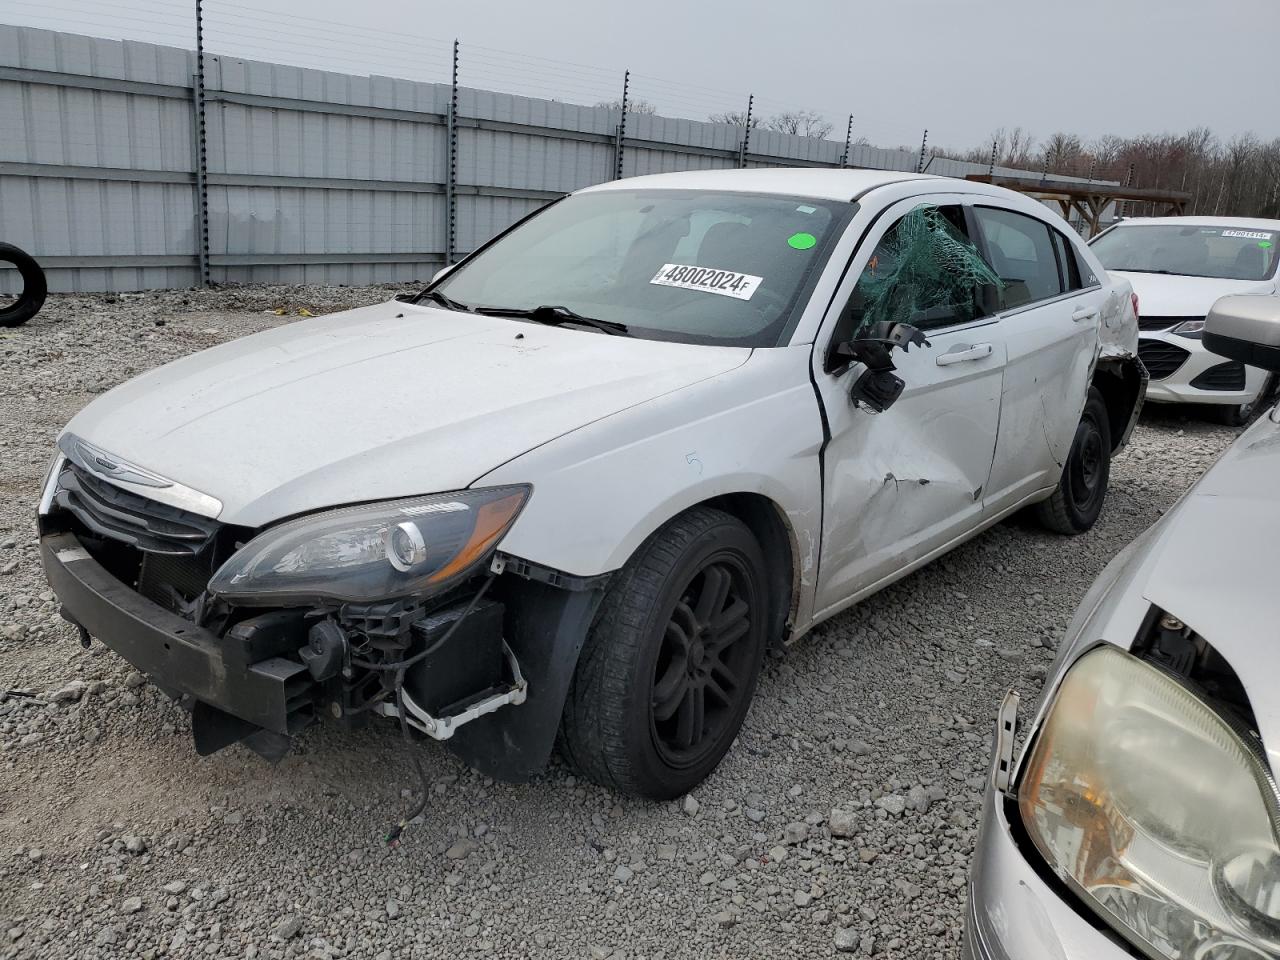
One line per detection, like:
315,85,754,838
698,492,800,649
1092,355,1148,452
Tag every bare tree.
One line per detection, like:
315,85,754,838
1041,132,1084,174
763,110,833,139
1087,134,1125,169
708,111,760,129
933,124,1280,218
595,98,657,115
990,126,1036,167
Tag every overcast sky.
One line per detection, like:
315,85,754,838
8,0,1278,150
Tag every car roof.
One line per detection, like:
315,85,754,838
578,168,965,203
1110,215,1280,231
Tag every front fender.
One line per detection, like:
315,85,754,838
474,345,824,589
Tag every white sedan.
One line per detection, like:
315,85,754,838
1091,216,1280,424
38,168,1141,803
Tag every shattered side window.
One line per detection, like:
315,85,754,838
847,205,1002,335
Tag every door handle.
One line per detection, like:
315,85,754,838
936,342,993,366
1072,307,1099,323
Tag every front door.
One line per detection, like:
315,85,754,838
811,197,1006,617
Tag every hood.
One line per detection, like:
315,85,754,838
1112,271,1275,317
65,301,749,526
1059,412,1280,771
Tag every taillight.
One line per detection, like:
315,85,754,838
1131,292,1140,320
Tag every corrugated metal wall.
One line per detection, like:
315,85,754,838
0,24,1112,293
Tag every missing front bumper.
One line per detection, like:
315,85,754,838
40,531,315,737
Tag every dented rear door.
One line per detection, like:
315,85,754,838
811,194,1006,617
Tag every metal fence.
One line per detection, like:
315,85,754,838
0,24,1110,293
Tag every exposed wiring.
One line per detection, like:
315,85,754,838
384,671,430,848
357,574,494,847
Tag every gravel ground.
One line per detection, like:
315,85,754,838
0,287,1240,960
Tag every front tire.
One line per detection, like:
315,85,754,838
1035,386,1111,535
1211,375,1273,427
559,507,768,799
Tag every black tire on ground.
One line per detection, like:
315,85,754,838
559,507,769,799
0,243,47,328
1035,386,1112,535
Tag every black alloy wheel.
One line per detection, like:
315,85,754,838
649,557,756,769
559,507,770,799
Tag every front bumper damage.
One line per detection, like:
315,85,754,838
42,532,314,749
40,520,604,780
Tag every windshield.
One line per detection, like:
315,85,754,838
432,189,856,346
1091,223,1279,281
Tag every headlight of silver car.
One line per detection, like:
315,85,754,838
1019,644,1280,960
208,486,529,605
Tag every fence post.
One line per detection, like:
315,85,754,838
915,129,928,174
613,70,629,180
839,114,853,168
444,39,459,265
988,140,998,177
737,94,753,168
192,0,210,287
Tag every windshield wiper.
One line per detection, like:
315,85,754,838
473,304,629,336
419,289,474,312
1118,268,1186,276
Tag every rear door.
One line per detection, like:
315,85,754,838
811,195,1007,617
972,206,1104,508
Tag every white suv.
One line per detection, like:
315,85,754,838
39,169,1142,801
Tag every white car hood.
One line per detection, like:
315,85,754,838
1112,271,1275,316
64,301,749,526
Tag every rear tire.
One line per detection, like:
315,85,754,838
0,243,47,328
1035,387,1111,535
559,507,768,799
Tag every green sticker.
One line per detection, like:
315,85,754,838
788,232,817,250
1261,241,1273,249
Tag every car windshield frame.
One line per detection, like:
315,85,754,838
1090,222,1280,282
425,188,859,348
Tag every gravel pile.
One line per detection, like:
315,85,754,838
0,287,1241,959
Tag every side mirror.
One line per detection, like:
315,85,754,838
1203,295,1280,373
431,262,458,284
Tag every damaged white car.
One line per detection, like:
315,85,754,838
38,169,1143,805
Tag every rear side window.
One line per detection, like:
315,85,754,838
1052,230,1084,291
974,207,1064,309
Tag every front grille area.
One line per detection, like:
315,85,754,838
1138,339,1191,380
54,462,220,557
1139,315,1197,332
1190,361,1247,392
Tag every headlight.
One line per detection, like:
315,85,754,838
208,486,529,605
1019,645,1280,959
1171,319,1206,337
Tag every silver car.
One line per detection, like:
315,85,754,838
964,294,1280,960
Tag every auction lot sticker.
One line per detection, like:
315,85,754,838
650,263,763,300
1222,230,1275,240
